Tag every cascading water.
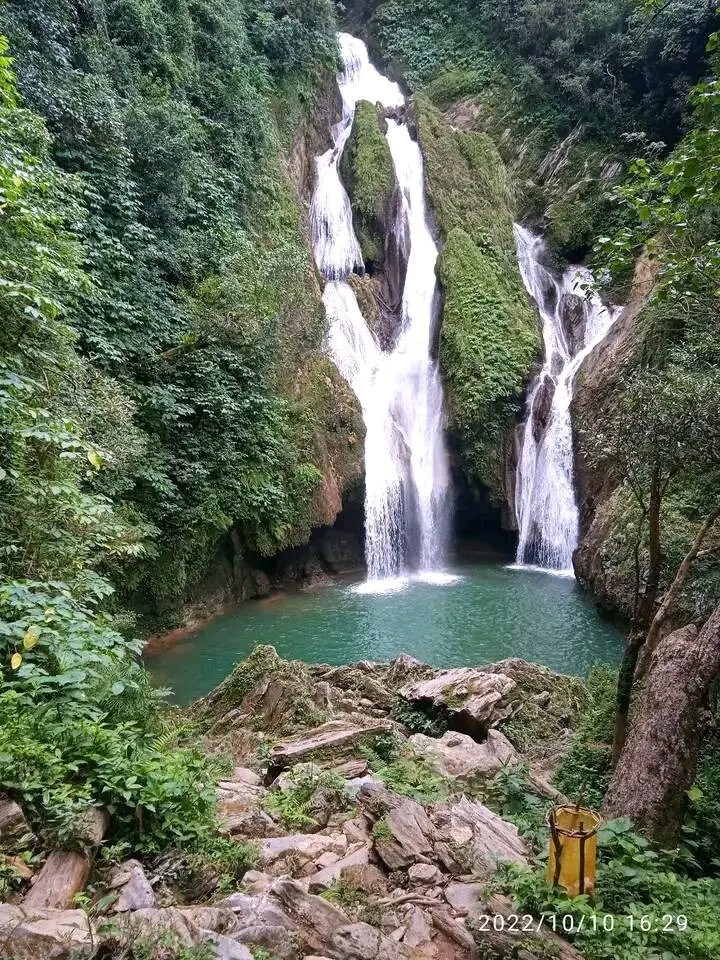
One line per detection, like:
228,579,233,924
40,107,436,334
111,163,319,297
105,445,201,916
513,224,621,573
311,34,451,586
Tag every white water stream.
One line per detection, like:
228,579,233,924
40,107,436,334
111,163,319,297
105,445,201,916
513,225,621,573
311,34,451,587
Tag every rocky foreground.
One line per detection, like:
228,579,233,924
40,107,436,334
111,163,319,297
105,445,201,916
0,646,589,959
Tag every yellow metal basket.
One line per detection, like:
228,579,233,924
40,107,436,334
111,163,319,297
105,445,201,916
547,804,603,898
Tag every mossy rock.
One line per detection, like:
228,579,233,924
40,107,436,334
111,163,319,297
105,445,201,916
485,658,589,758
195,644,327,735
341,100,396,268
415,94,516,253
414,96,539,493
437,228,538,491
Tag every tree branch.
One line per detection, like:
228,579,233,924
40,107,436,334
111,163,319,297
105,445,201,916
638,501,720,674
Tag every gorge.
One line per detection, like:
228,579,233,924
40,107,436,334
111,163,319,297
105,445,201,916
2,2,720,958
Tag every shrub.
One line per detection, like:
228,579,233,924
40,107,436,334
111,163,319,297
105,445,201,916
553,664,617,809
495,818,720,960
0,691,227,852
264,768,351,829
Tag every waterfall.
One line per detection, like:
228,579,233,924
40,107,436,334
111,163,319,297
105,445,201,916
311,34,451,587
513,224,621,573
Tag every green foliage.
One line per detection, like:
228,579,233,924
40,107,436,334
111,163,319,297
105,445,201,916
415,95,516,250
365,743,452,803
321,875,383,926
264,768,350,829
0,0,341,626
249,948,278,960
375,0,715,259
390,697,448,737
410,95,538,491
499,668,588,758
683,729,720,876
341,100,395,265
179,834,259,896
376,0,715,145
100,929,217,960
554,665,618,809
496,818,720,960
467,764,550,852
0,690,229,852
371,818,394,841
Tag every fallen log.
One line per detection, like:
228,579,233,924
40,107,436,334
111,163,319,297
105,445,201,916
23,808,108,910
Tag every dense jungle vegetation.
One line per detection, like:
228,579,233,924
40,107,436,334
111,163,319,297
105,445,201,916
1,1,720,957
0,0,343,877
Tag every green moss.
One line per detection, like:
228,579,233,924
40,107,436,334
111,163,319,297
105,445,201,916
197,644,327,732
415,94,516,252
264,768,351,829
497,664,589,758
437,228,538,490
414,95,538,491
341,100,395,265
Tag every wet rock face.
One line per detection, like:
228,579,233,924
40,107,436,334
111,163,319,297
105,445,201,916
530,373,556,442
559,292,586,355
571,253,658,617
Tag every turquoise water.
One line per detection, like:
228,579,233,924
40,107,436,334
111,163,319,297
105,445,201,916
146,562,623,704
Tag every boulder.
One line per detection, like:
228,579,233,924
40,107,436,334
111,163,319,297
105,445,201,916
407,863,442,886
444,881,484,916
308,843,371,892
0,795,34,852
269,719,393,771
23,852,92,910
427,906,478,957
266,878,355,955
340,862,388,895
23,808,109,910
109,859,156,912
197,645,327,737
408,729,518,779
203,935,253,959
106,906,258,959
241,870,273,894
386,653,432,688
266,878,411,958
432,796,529,877
109,905,237,944
222,808,283,839
398,669,518,736
357,785,435,870
220,892,298,958
0,905,93,959
331,921,411,959
259,832,348,876
402,905,432,948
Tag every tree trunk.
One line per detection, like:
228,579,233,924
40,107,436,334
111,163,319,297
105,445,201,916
611,628,645,765
604,603,720,844
637,469,662,626
611,472,664,763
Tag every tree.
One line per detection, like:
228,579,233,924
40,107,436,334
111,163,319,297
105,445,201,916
603,602,720,844
585,366,720,763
